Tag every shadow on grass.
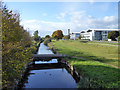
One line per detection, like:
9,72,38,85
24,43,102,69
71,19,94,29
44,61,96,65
80,41,89,43
61,48,118,66
72,63,120,88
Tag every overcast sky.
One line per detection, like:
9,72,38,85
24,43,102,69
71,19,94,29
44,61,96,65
5,2,118,37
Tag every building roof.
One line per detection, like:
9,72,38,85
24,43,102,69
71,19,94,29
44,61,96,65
71,29,120,34
88,29,120,31
71,32,80,34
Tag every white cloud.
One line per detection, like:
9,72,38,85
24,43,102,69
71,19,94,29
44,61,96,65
21,10,118,37
56,12,67,21
20,20,72,36
104,16,115,22
89,0,94,4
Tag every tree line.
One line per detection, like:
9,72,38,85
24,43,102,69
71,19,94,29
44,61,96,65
2,4,41,89
44,30,120,42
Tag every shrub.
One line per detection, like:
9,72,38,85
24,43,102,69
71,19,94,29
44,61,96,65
118,36,120,41
2,4,33,88
43,38,51,46
30,46,37,54
107,31,119,41
63,35,70,40
78,35,83,39
104,40,107,41
45,35,50,39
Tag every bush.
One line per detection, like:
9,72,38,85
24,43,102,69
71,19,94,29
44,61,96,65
30,46,37,54
118,36,120,41
2,4,33,89
43,38,51,46
45,35,50,39
104,40,107,41
63,35,70,40
107,31,119,41
78,35,83,39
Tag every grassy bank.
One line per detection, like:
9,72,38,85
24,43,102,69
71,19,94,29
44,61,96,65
49,40,118,67
48,40,120,88
89,41,119,45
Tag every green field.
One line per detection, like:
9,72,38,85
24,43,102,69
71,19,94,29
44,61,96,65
89,41,119,45
48,40,120,88
50,40,118,66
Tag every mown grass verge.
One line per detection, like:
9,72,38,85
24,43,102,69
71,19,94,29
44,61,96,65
49,40,118,67
89,41,119,45
48,40,120,88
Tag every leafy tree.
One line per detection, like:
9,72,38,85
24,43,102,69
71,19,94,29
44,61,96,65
43,38,51,45
33,30,40,41
20,30,32,47
52,30,63,40
2,4,33,89
45,35,50,39
118,36,120,41
33,30,38,36
78,35,83,39
107,31,119,41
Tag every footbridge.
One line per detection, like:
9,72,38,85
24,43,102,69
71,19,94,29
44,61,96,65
32,54,66,61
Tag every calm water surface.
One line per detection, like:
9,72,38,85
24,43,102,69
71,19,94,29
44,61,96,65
22,43,77,88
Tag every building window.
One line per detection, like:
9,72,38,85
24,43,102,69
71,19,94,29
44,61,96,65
76,33,80,36
95,31,102,40
105,31,107,34
75,33,80,38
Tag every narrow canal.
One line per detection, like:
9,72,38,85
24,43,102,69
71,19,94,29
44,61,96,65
17,43,78,88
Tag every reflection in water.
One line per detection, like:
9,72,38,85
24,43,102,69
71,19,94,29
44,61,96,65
36,43,58,64
17,43,78,89
24,68,76,88
37,43,54,54
35,59,57,64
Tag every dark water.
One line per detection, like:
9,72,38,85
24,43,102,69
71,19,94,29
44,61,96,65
19,43,77,88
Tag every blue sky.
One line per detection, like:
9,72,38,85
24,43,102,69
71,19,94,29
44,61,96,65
5,2,118,37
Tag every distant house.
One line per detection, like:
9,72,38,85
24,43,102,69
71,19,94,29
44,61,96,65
70,29,120,41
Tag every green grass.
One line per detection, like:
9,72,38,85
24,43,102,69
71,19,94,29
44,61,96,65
48,40,120,88
89,41,119,45
50,40,118,67
65,58,120,88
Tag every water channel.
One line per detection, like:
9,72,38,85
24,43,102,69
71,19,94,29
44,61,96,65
17,43,78,89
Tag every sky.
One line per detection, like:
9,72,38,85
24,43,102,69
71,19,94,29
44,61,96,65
5,1,118,37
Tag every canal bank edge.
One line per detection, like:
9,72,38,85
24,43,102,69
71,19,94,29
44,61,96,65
47,41,120,88
47,42,104,88
12,41,41,90
47,43,82,87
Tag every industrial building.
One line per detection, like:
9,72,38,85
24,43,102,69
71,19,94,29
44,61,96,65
70,29,120,41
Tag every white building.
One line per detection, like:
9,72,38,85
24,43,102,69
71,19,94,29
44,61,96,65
80,30,93,40
70,29,120,41
70,32,80,40
81,29,120,41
